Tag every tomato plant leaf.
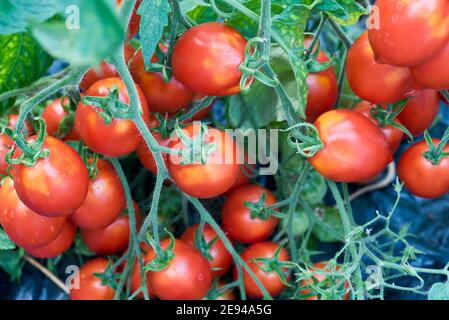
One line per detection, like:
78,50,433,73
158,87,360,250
0,229,15,250
0,249,24,280
31,0,124,66
314,0,366,26
0,0,63,35
428,281,449,300
138,0,170,70
0,32,53,95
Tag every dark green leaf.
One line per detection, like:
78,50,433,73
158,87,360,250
32,0,124,65
0,249,24,280
0,229,15,250
139,0,170,70
314,0,366,26
0,32,53,95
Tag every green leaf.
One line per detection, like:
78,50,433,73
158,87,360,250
138,0,170,70
428,281,449,300
32,0,124,65
0,229,15,250
0,249,24,280
0,32,53,95
0,0,63,35
314,0,366,26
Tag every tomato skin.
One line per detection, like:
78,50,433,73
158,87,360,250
12,136,89,217
300,262,350,300
368,0,449,67
181,224,233,277
75,77,150,157
397,89,439,137
69,258,115,300
136,132,170,175
146,238,213,300
398,139,449,199
222,185,279,244
410,41,449,90
0,134,12,175
70,159,125,230
304,38,338,122
354,101,403,154
116,0,141,39
130,257,155,299
42,97,74,138
308,109,392,183
168,124,239,198
346,32,414,104
80,44,135,92
81,202,141,255
0,178,66,248
172,22,247,96
25,221,76,258
235,242,290,298
130,51,195,114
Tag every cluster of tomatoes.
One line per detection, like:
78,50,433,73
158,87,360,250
304,0,449,200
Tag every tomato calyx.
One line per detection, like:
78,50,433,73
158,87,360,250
92,261,120,291
81,87,138,123
370,99,413,140
422,130,449,166
239,37,277,93
284,122,323,158
144,232,175,272
173,122,216,165
193,223,217,262
252,246,293,287
245,192,280,221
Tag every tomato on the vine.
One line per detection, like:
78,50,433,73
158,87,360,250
299,262,350,300
81,201,141,255
167,124,239,198
0,178,66,248
69,258,115,300
41,97,79,140
75,77,150,157
304,37,338,122
354,101,404,154
181,223,233,277
398,139,449,199
136,132,171,175
222,184,279,244
172,22,247,96
70,159,125,230
12,136,89,217
129,50,195,114
397,89,439,137
368,0,449,67
25,221,76,258
146,238,212,300
80,44,136,92
235,241,290,298
346,32,414,104
116,0,142,40
0,134,12,175
308,109,392,183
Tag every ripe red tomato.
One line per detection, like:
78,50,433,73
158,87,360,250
398,139,449,199
167,124,239,198
25,221,76,258
70,159,125,230
300,262,350,300
42,97,76,139
181,223,233,277
12,136,89,217
410,41,449,90
304,38,338,122
129,50,195,114
222,184,279,244
75,77,150,157
116,0,142,39
0,178,66,248
397,89,439,137
130,257,154,299
69,258,115,300
146,238,212,300
0,134,12,175
80,44,136,92
368,0,449,67
235,241,290,298
81,201,141,254
346,32,414,104
308,109,392,182
172,22,247,96
354,101,404,154
136,132,170,175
